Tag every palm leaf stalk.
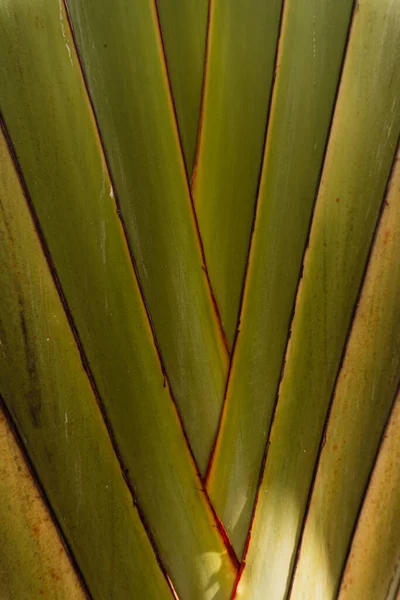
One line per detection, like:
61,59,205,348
0,0,399,599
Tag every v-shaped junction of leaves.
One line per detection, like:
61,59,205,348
206,0,356,557
1,0,400,598
235,0,400,595
0,0,236,598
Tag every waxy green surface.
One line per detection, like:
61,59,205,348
156,0,209,175
1,0,399,597
238,0,400,596
0,404,85,600
192,0,284,346
291,144,400,599
207,0,355,556
65,0,229,473
0,126,171,600
0,1,236,597
338,392,400,600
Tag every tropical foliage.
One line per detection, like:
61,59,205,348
0,0,399,598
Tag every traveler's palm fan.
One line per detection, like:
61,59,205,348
0,0,399,598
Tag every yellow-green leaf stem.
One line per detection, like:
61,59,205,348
0,2,236,597
207,0,354,555
156,0,209,175
290,144,400,599
0,405,86,600
192,0,284,345
238,0,400,596
338,392,400,600
65,0,229,472
0,126,170,600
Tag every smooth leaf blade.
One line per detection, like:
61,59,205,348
0,125,171,600
1,0,399,597
338,392,400,600
65,0,229,473
192,0,284,346
238,0,400,596
0,405,85,600
290,143,400,599
0,2,236,597
156,0,209,175
207,0,354,555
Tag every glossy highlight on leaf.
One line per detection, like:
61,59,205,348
0,0,399,597
0,1,236,597
237,0,400,595
207,0,355,556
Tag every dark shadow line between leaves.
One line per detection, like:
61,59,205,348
286,133,400,600
190,0,212,191
0,112,176,600
65,0,235,573
153,0,229,353
232,1,359,594
0,393,92,599
204,0,287,490
335,378,400,600
62,0,235,565
389,560,400,600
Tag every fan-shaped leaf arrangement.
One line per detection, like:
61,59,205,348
0,0,399,598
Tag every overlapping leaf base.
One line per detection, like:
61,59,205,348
0,0,399,598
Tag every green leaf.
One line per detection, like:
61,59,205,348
156,0,209,175
65,0,229,472
0,2,236,597
0,124,171,600
290,143,400,599
207,0,355,555
0,404,85,600
192,0,284,346
237,0,400,595
1,0,399,596
338,391,400,600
